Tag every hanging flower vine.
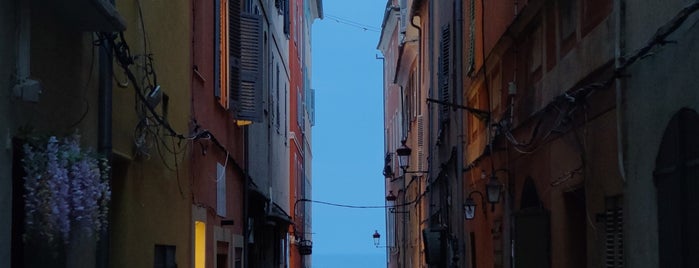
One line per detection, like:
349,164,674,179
22,132,111,244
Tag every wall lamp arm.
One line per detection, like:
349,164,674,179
389,207,410,214
426,98,490,121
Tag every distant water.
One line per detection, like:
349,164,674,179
313,253,386,268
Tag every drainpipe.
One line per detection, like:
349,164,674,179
409,13,422,267
614,0,626,184
96,21,114,268
454,0,465,266
243,125,250,268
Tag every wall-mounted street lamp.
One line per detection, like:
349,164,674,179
464,170,505,219
373,230,381,247
386,191,397,201
484,170,504,206
385,191,409,214
372,230,394,248
396,139,429,175
463,191,486,220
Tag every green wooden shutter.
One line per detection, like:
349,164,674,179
233,12,263,122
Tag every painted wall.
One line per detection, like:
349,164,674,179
190,0,248,267
624,0,699,267
461,0,620,267
0,0,18,266
109,0,192,267
2,0,102,266
289,0,305,266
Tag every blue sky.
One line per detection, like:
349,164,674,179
311,0,387,266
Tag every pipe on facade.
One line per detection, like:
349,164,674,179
96,24,114,268
243,125,250,268
453,0,465,266
614,0,627,183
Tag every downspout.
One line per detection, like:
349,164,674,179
377,53,389,266
96,12,114,268
454,0,465,266
427,0,435,231
614,0,626,184
243,125,250,268
409,13,422,267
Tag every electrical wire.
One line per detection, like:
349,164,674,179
296,197,418,209
324,13,381,32
67,33,97,129
492,2,699,156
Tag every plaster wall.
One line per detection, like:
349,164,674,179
623,1,699,266
0,1,18,266
109,0,192,267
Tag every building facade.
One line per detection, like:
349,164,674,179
380,0,699,267
288,0,322,268
2,0,320,267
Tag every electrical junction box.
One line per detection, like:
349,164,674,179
12,78,42,103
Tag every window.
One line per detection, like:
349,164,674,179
276,64,281,130
558,0,578,54
214,0,229,108
282,0,290,36
528,25,543,83
297,89,304,130
439,24,451,123
154,245,176,268
284,84,288,136
195,221,206,268
603,196,623,268
216,162,226,217
215,0,263,123
467,0,476,74
582,0,612,36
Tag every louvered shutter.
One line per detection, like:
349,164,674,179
603,197,623,268
229,0,242,113
214,0,221,98
417,115,425,172
467,0,476,74
439,24,451,121
232,12,263,122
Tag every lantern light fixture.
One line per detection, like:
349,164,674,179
372,230,381,247
394,139,428,176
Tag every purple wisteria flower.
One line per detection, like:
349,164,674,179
22,132,111,244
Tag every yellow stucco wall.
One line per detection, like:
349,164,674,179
110,0,192,267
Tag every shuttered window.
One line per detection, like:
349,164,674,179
213,1,263,123
439,24,451,123
467,0,476,74
230,9,263,122
603,196,623,268
214,0,228,107
214,0,267,115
